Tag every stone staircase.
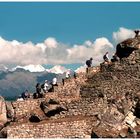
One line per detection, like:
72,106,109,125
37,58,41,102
45,73,88,102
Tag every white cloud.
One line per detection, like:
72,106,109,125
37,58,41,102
44,37,58,48
0,27,137,68
113,27,135,44
67,37,114,65
11,40,20,46
36,43,47,53
0,37,47,66
0,36,115,68
84,40,92,46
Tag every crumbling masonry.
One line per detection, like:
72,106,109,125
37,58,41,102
1,35,140,138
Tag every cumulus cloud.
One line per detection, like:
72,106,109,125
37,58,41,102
0,37,47,66
0,27,137,70
7,26,139,68
84,40,92,46
36,43,47,53
0,35,115,68
0,36,69,66
67,37,114,65
44,37,58,48
113,27,135,44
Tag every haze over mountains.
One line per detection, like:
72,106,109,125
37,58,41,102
11,64,68,74
0,64,78,100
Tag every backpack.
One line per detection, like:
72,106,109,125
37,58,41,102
41,83,44,89
103,55,107,60
86,60,90,66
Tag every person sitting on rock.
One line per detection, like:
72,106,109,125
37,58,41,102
47,84,53,92
103,52,109,63
49,77,58,92
33,92,38,99
43,80,49,93
36,83,43,98
17,95,24,101
86,57,93,73
111,53,119,62
66,70,71,79
52,77,58,86
21,90,29,100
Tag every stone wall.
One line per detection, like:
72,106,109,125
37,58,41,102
12,98,46,122
2,49,140,138
7,116,97,138
11,75,87,122
0,96,7,126
12,94,103,122
49,98,106,120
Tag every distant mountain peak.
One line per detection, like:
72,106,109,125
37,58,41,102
24,64,46,72
10,64,68,74
0,64,8,71
48,65,68,74
11,64,46,72
75,65,86,73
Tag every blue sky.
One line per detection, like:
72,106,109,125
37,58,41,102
0,2,140,44
0,2,139,70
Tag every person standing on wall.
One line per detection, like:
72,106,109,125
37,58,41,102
86,57,93,74
103,52,109,63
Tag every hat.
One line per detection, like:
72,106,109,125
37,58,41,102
45,80,48,82
90,57,93,60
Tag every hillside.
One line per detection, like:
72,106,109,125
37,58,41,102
0,70,56,100
0,64,69,100
0,35,140,138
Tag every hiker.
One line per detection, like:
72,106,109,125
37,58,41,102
73,72,77,79
111,53,119,62
103,52,109,63
33,92,38,99
134,30,139,38
86,57,93,73
36,83,43,98
21,90,29,100
66,70,71,79
48,84,54,92
52,77,58,86
43,80,49,93
17,95,24,101
48,77,58,92
41,83,45,93
62,78,65,86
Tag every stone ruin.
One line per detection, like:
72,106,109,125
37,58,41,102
0,34,140,138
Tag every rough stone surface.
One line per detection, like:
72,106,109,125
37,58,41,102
1,36,140,138
0,96,7,125
116,35,140,59
5,101,14,121
12,98,46,122
7,116,96,138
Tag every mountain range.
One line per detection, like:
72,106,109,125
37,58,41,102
10,64,68,74
0,64,84,101
0,64,69,100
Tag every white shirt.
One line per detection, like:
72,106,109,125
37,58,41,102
106,53,109,60
17,98,24,101
66,71,70,78
44,82,49,90
52,78,57,85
